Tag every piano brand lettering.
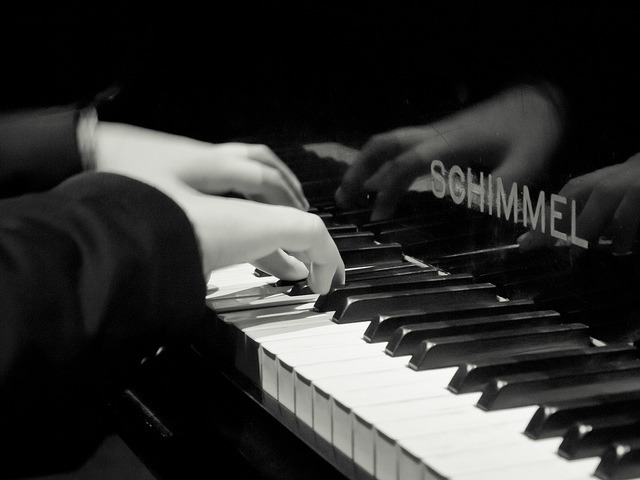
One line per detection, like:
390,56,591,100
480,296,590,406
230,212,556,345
430,160,588,249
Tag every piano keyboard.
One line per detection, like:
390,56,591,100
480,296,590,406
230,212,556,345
193,145,640,480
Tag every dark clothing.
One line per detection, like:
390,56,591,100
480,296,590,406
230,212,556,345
0,107,206,477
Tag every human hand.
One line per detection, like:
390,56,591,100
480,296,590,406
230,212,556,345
335,84,565,220
518,153,640,255
173,188,345,294
93,121,309,210
93,122,343,293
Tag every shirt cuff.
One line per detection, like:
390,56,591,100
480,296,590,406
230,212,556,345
76,106,99,171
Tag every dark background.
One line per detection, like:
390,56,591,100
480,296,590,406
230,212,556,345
2,2,639,166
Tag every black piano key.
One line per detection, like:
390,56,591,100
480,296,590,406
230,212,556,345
331,232,376,249
387,310,562,357
366,298,537,344
345,263,437,282
558,414,640,460
477,360,640,411
408,323,592,371
313,272,475,311
310,198,340,209
525,390,640,440
339,243,405,268
595,437,640,480
253,268,273,277
287,263,438,296
327,224,358,234
359,217,409,234
449,343,640,394
333,208,374,225
330,283,497,323
318,212,336,226
273,278,307,288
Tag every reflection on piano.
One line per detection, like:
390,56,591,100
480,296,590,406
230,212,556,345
113,144,640,480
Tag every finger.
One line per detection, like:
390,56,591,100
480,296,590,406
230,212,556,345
210,157,306,209
256,165,309,210
289,241,345,295
307,254,346,294
280,215,345,294
252,249,309,281
244,144,309,210
609,188,640,254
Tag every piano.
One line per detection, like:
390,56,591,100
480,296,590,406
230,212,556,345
95,6,640,477
111,143,640,480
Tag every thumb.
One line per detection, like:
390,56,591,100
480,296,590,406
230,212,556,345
252,249,309,281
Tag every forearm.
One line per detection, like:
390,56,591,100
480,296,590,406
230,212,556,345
0,172,206,475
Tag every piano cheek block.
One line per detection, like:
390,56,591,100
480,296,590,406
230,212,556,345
329,283,497,324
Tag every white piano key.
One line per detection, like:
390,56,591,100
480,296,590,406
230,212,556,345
328,369,457,458
253,320,365,343
452,456,600,480
295,355,410,428
208,263,629,480
207,282,292,300
398,422,601,480
207,263,269,288
398,426,539,480
211,291,318,312
219,301,318,328
260,327,369,410
372,404,533,480
217,303,328,378
350,398,472,478
426,440,598,480
261,342,387,409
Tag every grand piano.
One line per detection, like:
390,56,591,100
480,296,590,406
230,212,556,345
112,136,640,479
104,5,640,480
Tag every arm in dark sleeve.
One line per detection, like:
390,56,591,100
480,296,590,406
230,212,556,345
0,106,83,198
0,172,206,477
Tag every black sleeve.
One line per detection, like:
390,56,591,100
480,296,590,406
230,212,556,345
0,106,84,198
0,172,206,477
